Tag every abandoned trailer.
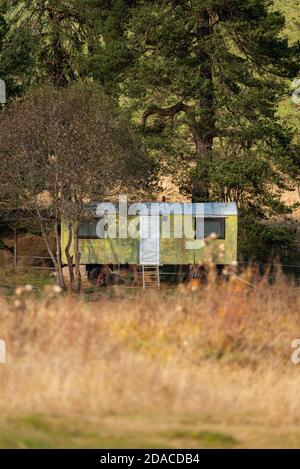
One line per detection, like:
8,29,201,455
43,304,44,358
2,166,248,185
60,202,238,288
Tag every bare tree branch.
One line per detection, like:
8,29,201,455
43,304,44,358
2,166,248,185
140,102,190,128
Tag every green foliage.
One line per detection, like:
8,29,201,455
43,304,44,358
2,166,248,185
79,0,137,95
0,1,36,98
193,147,298,259
193,148,298,217
273,0,300,44
5,0,90,87
239,216,295,260
4,0,137,92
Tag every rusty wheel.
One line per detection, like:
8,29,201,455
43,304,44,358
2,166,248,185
88,266,111,286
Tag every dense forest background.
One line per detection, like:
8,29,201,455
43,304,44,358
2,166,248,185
1,0,300,261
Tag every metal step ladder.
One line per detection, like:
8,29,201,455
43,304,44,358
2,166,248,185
141,265,160,290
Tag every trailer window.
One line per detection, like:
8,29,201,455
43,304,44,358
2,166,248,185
78,220,105,239
195,218,225,240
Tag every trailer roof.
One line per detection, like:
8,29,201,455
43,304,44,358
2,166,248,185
93,202,237,217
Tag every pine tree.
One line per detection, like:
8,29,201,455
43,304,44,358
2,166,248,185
0,1,36,98
127,1,299,193
79,0,137,95
5,0,88,87
125,0,300,256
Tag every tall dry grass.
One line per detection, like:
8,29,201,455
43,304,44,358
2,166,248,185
0,271,300,427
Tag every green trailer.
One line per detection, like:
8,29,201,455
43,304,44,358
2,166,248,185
61,202,237,286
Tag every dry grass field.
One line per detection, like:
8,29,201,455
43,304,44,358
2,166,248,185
0,270,300,448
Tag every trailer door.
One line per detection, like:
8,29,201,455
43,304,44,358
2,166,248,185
139,215,160,265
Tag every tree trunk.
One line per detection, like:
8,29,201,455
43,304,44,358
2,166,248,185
54,219,65,289
13,228,18,271
192,10,215,201
65,223,75,291
34,204,64,286
47,6,70,87
72,221,81,293
196,11,215,154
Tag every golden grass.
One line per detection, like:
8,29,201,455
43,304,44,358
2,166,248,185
0,271,300,447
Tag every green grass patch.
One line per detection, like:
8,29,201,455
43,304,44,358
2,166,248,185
0,413,240,449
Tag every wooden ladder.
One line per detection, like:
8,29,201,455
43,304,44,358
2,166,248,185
142,265,160,290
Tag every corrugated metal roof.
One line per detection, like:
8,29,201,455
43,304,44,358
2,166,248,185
94,202,237,217
202,202,238,216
